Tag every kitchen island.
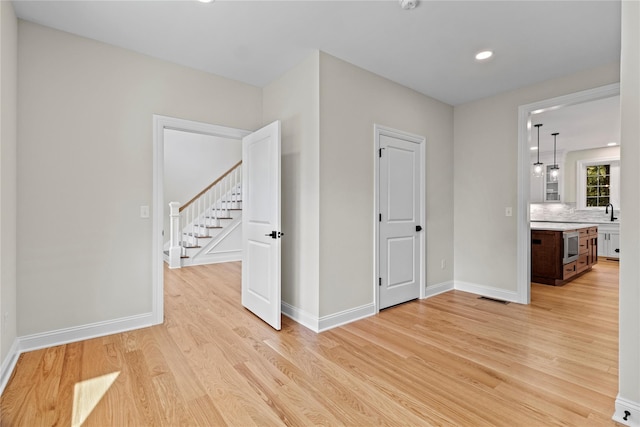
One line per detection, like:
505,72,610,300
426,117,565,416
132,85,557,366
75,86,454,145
531,222,598,286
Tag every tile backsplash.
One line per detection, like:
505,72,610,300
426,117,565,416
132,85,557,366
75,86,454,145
530,203,621,223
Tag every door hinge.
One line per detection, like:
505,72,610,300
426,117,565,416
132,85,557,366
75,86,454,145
379,147,385,157
379,277,382,287
379,213,382,222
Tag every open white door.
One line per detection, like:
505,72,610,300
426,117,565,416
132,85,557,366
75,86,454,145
242,121,282,330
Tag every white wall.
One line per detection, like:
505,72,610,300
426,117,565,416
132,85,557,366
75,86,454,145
163,129,241,244
453,62,620,295
618,0,640,418
563,146,620,203
262,52,320,319
318,53,454,317
17,21,262,336
0,1,18,367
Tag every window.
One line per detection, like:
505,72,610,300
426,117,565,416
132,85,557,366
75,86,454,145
585,164,610,207
577,157,620,210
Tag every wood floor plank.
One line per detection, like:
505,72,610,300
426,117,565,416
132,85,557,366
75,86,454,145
121,349,164,426
55,341,83,427
0,260,622,426
150,372,192,425
186,341,281,427
31,345,67,425
79,335,136,426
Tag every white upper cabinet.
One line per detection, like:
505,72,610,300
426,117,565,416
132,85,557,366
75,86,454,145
530,152,562,203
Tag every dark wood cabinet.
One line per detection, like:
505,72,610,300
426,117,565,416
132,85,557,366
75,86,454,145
588,227,598,266
531,230,563,283
563,261,577,280
531,225,597,286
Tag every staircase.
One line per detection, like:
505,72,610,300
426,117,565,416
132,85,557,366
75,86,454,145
164,161,242,268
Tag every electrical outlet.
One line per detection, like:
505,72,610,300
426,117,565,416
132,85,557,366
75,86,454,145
441,259,446,269
505,207,513,217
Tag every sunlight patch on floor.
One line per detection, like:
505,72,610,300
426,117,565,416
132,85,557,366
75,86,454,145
71,371,120,427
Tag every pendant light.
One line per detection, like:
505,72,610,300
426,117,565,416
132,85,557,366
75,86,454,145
532,124,544,178
549,132,560,182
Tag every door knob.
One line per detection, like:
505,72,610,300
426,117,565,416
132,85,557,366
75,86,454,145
416,225,423,232
265,231,284,239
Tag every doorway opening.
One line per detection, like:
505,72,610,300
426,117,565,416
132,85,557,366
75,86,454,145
163,128,243,267
152,115,250,325
373,125,426,311
516,83,620,304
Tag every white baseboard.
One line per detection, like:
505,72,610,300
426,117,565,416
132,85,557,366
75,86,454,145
18,312,155,353
318,303,376,332
281,302,319,332
0,338,20,395
282,301,376,333
423,281,454,299
614,395,640,426
454,280,519,303
185,250,242,267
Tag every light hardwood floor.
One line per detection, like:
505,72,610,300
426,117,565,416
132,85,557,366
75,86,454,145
1,260,620,426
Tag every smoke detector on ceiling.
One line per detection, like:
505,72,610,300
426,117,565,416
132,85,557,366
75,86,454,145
399,0,418,10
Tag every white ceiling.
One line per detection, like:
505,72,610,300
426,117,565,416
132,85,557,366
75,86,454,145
12,0,621,153
531,95,620,154
12,0,621,107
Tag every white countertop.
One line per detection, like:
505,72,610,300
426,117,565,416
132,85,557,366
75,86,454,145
531,222,599,231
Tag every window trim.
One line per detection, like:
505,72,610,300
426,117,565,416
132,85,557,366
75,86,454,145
576,156,620,210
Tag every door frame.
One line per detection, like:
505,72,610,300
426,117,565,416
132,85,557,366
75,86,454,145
152,115,250,325
515,83,620,304
373,124,426,312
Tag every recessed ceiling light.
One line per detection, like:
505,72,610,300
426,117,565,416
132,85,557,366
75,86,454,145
198,0,214,3
475,50,493,61
608,142,618,146
399,0,418,10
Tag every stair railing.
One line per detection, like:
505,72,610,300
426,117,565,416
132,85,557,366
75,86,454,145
168,161,242,269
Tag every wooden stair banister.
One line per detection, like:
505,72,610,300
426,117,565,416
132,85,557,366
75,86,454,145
180,160,242,213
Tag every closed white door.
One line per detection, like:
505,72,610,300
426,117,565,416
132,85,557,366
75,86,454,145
378,132,422,310
242,121,282,330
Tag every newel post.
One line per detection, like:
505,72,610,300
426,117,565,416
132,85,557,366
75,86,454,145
169,202,181,269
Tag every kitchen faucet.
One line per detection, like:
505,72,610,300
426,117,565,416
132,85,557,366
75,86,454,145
605,203,618,222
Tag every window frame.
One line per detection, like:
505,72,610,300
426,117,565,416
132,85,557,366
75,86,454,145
576,156,620,210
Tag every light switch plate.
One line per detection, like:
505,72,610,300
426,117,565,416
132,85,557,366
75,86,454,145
140,205,150,218
505,207,513,217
